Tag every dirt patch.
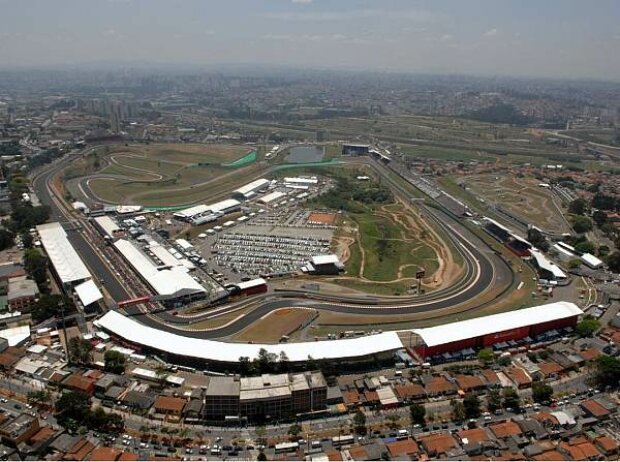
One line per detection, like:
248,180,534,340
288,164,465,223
234,308,318,342
307,211,338,225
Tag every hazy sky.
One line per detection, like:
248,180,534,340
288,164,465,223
1,0,619,79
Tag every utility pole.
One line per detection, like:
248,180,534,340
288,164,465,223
59,299,71,364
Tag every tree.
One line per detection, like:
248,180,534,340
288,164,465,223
409,403,426,426
502,388,521,410
0,229,15,251
463,393,481,419
498,355,512,367
257,452,267,461
55,391,91,430
104,349,127,373
353,410,367,434
527,228,549,252
450,400,466,422
20,232,33,249
592,210,608,227
486,389,501,413
568,198,587,215
477,348,494,363
288,423,302,438
27,390,50,408
572,216,593,234
606,252,620,273
576,317,601,337
531,382,554,403
568,258,582,269
68,337,93,365
23,248,49,286
256,348,277,374
594,355,620,388
574,240,596,255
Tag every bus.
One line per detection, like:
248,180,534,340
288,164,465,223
275,442,299,454
331,435,354,447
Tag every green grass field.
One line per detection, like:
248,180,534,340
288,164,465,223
84,143,266,206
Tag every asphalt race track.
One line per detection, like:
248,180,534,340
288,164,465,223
32,149,515,340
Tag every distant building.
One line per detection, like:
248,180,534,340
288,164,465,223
342,144,370,156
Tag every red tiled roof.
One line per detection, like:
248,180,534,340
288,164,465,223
418,432,458,456
489,421,523,439
538,361,563,376
578,348,601,362
393,383,425,399
386,438,420,457
342,390,362,405
118,453,139,461
455,374,485,391
504,367,532,386
347,446,367,460
559,440,601,461
154,396,186,414
481,369,500,385
89,447,122,461
595,435,619,454
581,399,610,418
424,376,455,395
457,427,490,445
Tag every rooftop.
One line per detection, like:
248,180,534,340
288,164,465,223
36,222,91,284
95,310,404,363
411,302,582,347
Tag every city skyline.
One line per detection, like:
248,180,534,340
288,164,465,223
1,0,619,80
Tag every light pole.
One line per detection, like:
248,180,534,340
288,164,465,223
58,299,70,363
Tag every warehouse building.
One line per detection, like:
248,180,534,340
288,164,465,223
226,278,268,297
580,253,604,269
303,254,344,275
258,191,287,205
232,178,270,201
409,302,582,358
113,239,206,305
36,222,92,290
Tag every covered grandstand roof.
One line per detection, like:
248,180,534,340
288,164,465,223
233,178,270,197
94,310,404,363
173,204,210,220
36,222,91,285
530,249,567,279
114,239,205,299
74,279,103,306
411,302,582,348
93,216,120,237
209,198,240,212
